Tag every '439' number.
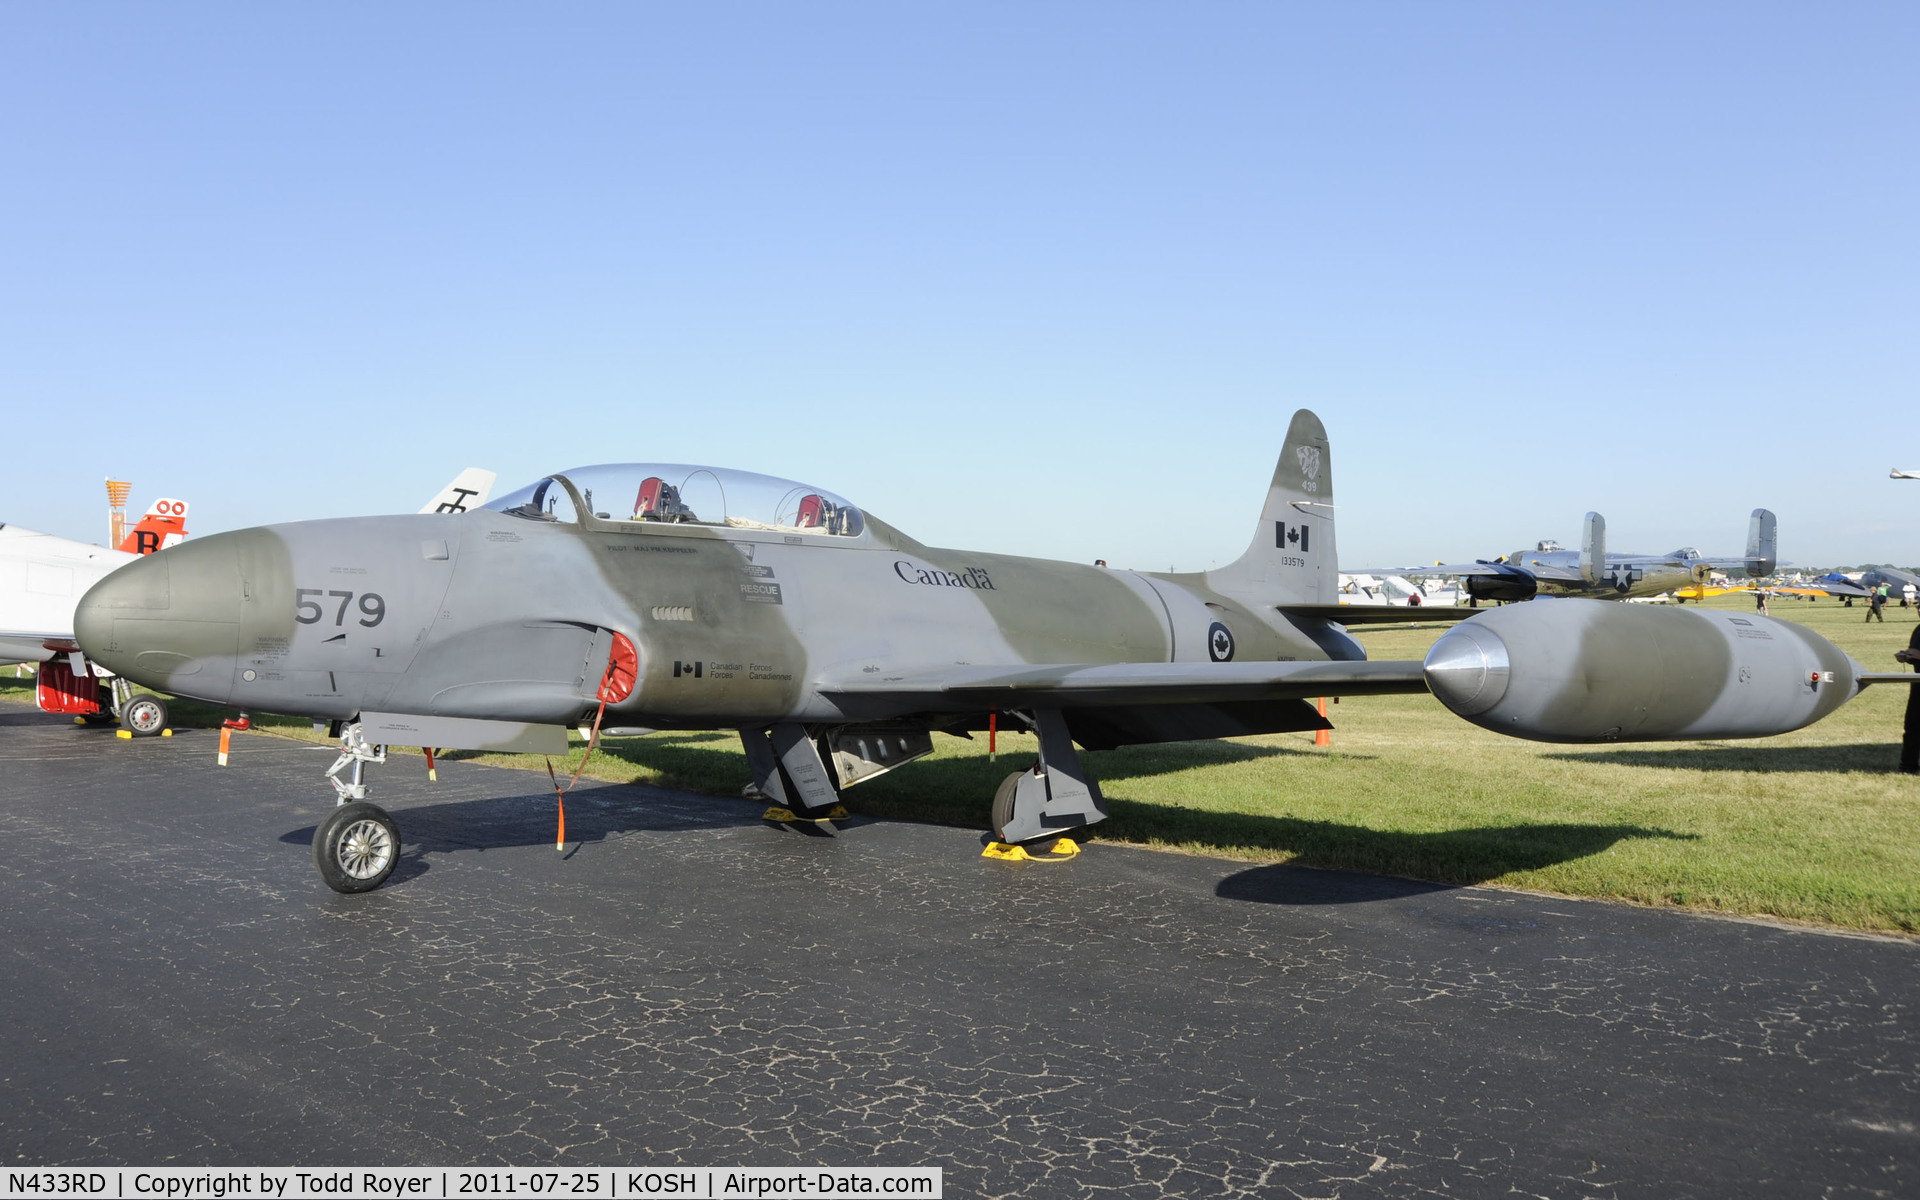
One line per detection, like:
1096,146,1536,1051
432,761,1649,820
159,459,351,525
296,588,385,627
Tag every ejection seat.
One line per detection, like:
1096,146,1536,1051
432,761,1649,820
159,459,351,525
634,477,694,523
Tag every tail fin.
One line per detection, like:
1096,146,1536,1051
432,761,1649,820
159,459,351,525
1579,512,1606,585
1207,409,1337,606
1746,508,1777,577
118,498,189,555
420,468,497,514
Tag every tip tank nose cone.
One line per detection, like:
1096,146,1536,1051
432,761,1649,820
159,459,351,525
1423,622,1511,716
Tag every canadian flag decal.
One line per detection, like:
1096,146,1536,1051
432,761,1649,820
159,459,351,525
1275,521,1310,552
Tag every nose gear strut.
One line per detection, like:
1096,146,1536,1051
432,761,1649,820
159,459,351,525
324,721,388,803
313,721,402,893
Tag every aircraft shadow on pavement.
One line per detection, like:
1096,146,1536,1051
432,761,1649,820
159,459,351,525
0,708,72,728
1215,864,1460,906
451,732,1315,834
1543,742,1900,774
279,782,784,882
1176,813,1694,902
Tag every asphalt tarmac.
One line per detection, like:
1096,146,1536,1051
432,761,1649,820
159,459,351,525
1,707,1915,1198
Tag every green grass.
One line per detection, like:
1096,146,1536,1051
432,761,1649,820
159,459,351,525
8,591,1917,934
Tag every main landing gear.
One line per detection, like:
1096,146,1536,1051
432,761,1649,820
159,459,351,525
739,723,849,822
313,721,401,893
105,676,170,737
741,709,1110,857
985,708,1107,859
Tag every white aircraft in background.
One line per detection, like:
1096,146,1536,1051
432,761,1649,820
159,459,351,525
1336,573,1465,607
2,469,495,731
1,497,191,668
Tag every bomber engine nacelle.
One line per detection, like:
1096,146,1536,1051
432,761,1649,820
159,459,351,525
1423,599,1860,743
1464,567,1538,605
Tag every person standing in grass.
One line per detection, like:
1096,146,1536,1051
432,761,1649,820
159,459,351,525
1867,584,1889,622
1897,624,1920,774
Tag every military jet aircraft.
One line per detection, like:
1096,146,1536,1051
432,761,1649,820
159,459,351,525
72,414,1899,894
1768,571,1874,602
1360,510,1779,605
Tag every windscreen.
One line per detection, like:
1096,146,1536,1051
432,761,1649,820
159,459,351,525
484,464,865,537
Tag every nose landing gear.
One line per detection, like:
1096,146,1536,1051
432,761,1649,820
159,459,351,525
314,721,401,893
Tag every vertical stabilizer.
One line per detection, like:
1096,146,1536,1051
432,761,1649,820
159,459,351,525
420,468,498,515
1580,512,1606,585
118,499,190,555
1207,409,1337,606
1746,509,1777,577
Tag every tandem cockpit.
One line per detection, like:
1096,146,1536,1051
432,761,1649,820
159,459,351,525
483,464,868,539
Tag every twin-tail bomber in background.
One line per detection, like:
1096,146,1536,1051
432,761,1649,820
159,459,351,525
72,412,1909,893
1357,509,1781,605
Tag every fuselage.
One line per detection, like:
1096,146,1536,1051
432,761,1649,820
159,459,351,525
74,470,1361,730
1506,548,1712,601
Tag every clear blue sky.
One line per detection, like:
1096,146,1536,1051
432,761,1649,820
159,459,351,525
4,4,1915,570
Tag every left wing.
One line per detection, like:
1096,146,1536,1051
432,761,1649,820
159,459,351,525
820,658,1428,713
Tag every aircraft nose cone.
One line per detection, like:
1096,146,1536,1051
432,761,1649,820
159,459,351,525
75,537,243,700
1423,621,1510,717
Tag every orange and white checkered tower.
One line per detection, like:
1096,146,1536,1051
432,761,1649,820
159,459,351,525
106,478,131,547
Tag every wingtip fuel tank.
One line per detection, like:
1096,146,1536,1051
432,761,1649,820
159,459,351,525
1423,599,1861,743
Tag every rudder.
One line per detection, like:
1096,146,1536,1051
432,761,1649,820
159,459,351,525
1746,509,1777,577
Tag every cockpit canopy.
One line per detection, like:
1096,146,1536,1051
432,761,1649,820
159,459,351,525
484,464,866,538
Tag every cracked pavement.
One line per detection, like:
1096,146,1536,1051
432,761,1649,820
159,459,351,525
1,709,1915,1197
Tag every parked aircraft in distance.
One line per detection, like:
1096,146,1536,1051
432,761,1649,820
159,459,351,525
1768,571,1873,602
1336,573,1464,607
73,416,1905,895
1861,566,1920,605
1359,510,1779,605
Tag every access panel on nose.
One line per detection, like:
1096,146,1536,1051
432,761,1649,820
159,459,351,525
233,519,460,714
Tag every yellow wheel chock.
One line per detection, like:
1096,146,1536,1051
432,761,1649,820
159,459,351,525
762,804,851,823
982,836,1080,862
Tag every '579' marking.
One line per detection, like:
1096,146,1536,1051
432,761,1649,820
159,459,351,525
296,588,386,627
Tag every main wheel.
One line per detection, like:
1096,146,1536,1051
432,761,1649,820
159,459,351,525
122,694,169,737
990,769,1027,843
312,802,400,893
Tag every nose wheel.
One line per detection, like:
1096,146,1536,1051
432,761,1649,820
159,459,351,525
312,801,400,893
314,720,400,892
